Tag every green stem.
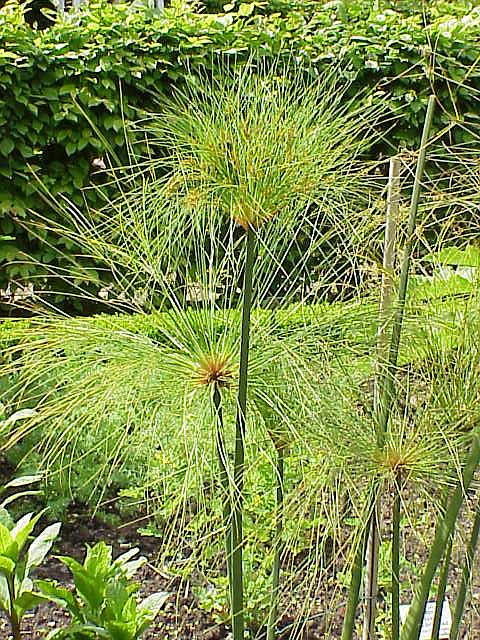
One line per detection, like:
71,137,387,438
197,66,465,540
400,434,480,640
431,534,453,640
343,96,435,640
363,156,400,640
7,574,21,640
359,100,434,640
392,470,402,640
267,447,284,640
377,96,435,448
213,383,232,603
363,498,381,640
11,615,21,640
342,522,368,640
232,225,257,640
450,493,480,640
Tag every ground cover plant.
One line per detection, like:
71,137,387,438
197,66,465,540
1,52,480,640
0,475,60,640
38,542,168,639
0,474,168,639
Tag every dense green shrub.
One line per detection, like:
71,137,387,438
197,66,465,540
0,0,479,299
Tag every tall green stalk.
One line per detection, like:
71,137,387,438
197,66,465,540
7,574,21,640
363,156,400,640
363,495,381,640
267,446,285,640
213,383,233,602
392,470,402,640
342,524,369,640
376,95,433,640
232,225,257,640
376,95,435,448
343,97,435,640
449,493,480,640
431,533,453,640
400,433,480,640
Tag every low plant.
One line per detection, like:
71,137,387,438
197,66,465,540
38,541,168,640
0,505,61,640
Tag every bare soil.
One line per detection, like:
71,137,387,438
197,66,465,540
0,508,330,640
0,499,479,640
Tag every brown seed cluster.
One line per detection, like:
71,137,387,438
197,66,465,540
192,354,235,388
381,448,410,473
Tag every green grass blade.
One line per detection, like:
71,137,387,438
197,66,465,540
449,494,480,640
400,434,480,640
431,533,452,640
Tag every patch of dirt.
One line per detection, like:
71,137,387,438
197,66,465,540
0,508,330,640
0,499,479,639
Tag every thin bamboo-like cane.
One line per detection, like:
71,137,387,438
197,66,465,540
449,494,480,640
213,383,233,604
344,96,434,640
363,156,401,640
431,533,453,640
232,226,257,640
376,95,435,448
267,446,284,640
376,94,435,640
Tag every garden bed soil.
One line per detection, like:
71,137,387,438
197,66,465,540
1,502,479,639
0,509,329,640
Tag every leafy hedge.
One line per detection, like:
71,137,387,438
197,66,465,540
0,298,378,354
1,0,480,300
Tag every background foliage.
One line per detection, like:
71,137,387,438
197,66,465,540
1,0,480,303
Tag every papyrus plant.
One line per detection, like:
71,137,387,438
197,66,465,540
2,60,388,639
342,96,436,640
124,61,386,640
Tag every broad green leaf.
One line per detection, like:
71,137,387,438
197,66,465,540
121,594,138,621
0,508,13,530
25,522,61,576
105,619,137,640
114,547,140,567
4,475,42,489
43,87,58,100
0,555,15,575
121,557,145,580
0,523,17,560
10,511,43,556
0,137,14,156
18,576,34,596
104,580,131,619
427,245,480,267
137,591,169,616
0,574,9,612
136,592,169,634
14,588,48,618
58,556,104,611
46,623,109,639
0,523,13,550
84,541,113,579
237,2,255,16
37,579,83,619
65,141,77,156
0,490,43,510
